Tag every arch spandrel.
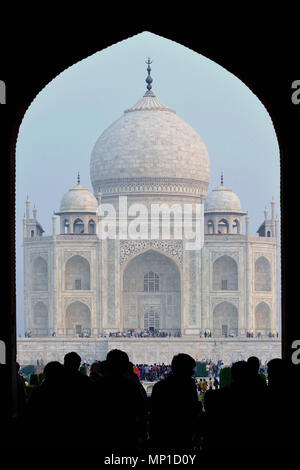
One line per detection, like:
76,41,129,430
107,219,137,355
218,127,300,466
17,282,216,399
120,240,183,271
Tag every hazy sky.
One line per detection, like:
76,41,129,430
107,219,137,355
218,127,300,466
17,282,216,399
16,31,280,335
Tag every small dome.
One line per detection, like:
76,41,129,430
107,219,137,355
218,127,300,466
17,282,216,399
205,183,243,213
59,183,98,213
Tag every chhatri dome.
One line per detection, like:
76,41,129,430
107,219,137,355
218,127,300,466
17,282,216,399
205,173,245,214
58,173,98,214
90,59,210,197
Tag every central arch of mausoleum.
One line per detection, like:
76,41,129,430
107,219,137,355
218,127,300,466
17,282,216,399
121,249,181,332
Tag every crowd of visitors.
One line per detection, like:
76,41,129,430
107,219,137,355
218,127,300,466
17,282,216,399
6,350,300,450
246,331,279,338
23,329,280,339
104,329,182,338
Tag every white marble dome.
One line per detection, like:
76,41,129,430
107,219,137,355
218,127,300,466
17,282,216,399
90,92,210,193
205,183,244,213
59,183,98,213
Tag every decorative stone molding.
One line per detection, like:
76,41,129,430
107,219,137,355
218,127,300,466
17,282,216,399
31,297,49,307
211,250,239,264
254,297,272,309
63,296,92,311
24,236,53,243
94,177,208,199
211,297,240,310
253,252,272,263
30,252,48,263
63,250,92,263
57,235,97,241
204,234,246,241
120,239,183,265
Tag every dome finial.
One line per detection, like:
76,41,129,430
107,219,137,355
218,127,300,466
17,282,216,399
77,172,80,185
221,172,224,185
144,57,155,97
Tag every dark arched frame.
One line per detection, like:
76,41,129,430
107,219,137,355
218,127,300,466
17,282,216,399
3,16,300,420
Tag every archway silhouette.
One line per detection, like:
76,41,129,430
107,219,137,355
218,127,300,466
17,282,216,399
4,20,299,425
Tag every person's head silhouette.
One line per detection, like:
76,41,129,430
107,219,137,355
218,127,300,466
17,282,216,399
171,353,196,377
43,361,65,382
247,356,260,374
106,349,129,374
64,352,81,372
231,361,248,385
267,358,288,388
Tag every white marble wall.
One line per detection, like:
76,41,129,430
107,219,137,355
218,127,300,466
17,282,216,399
17,337,281,367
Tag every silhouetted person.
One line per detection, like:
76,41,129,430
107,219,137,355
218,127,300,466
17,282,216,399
150,353,201,451
202,360,267,450
23,361,68,449
264,358,299,449
92,349,148,450
247,356,267,393
16,362,27,420
63,352,93,448
89,361,103,382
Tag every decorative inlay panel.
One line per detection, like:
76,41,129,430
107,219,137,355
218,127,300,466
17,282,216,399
120,239,183,265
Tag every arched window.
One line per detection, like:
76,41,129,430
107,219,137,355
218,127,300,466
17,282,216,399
33,301,48,336
63,219,70,234
255,302,271,331
32,256,48,291
233,219,240,234
207,220,214,234
255,256,271,291
88,219,95,234
144,272,159,292
217,218,229,234
65,301,91,337
213,255,238,291
213,301,238,337
65,255,90,290
73,218,84,234
144,308,160,329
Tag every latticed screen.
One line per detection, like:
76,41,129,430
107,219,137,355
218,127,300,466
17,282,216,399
144,310,160,329
144,272,159,292
221,279,228,290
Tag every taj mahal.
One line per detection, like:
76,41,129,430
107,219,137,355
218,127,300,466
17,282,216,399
17,60,281,366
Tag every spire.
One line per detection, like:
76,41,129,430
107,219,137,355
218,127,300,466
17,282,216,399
220,172,224,186
26,195,30,219
77,172,80,185
144,57,155,97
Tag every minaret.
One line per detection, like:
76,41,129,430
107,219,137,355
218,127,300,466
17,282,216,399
275,214,279,238
33,205,37,220
26,195,30,219
52,213,57,240
245,212,250,237
271,197,276,237
264,206,268,236
23,213,27,240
